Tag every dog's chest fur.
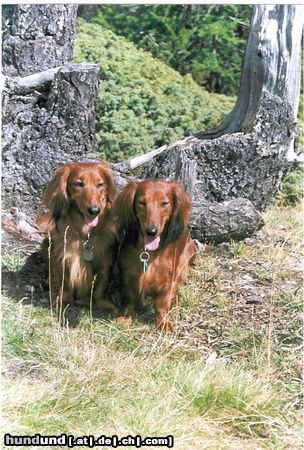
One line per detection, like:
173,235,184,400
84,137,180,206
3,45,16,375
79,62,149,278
139,252,176,298
64,240,93,290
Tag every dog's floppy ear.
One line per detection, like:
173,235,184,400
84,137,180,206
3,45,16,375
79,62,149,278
43,164,71,222
114,180,138,240
98,163,116,207
164,181,191,245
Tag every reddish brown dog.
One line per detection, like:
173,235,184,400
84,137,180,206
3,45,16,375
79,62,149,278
38,161,118,315
114,179,196,332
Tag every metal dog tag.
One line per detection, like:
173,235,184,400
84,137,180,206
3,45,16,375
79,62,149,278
140,251,150,273
82,240,94,262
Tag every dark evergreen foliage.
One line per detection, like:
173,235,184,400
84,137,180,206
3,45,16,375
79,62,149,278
78,5,252,96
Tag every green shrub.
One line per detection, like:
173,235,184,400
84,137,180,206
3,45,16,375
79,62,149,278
275,166,304,206
74,20,235,162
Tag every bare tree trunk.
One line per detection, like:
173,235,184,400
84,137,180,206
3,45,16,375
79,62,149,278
196,5,302,139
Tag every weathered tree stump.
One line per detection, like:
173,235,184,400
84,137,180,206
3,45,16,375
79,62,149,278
2,63,99,213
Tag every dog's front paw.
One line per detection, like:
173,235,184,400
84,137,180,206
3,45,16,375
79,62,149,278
156,320,174,333
95,299,119,315
116,315,133,325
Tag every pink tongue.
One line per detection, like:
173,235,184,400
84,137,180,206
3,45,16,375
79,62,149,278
144,235,160,251
84,216,99,228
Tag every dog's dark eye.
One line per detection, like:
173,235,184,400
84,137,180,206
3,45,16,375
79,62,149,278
161,201,170,207
97,182,104,188
73,181,84,187
138,200,146,207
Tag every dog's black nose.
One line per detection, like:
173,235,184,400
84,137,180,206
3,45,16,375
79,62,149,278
87,205,100,216
146,226,158,236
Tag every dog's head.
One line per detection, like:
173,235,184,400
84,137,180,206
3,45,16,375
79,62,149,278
44,162,116,228
115,179,191,249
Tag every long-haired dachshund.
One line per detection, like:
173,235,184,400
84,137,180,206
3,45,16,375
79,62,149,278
114,179,196,332
37,161,118,316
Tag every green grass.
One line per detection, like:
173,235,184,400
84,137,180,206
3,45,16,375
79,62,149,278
231,240,247,257
2,204,303,448
3,299,299,447
2,253,27,272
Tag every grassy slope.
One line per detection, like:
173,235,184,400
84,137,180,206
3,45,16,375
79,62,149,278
74,20,235,161
2,204,303,449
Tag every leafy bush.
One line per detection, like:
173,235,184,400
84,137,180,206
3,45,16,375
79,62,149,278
74,20,235,162
78,5,252,96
